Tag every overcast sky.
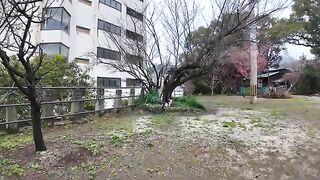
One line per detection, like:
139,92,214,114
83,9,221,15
194,0,313,61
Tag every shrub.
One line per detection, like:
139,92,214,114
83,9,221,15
296,64,320,95
172,96,205,110
135,90,161,105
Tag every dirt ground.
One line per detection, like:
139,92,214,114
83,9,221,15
1,96,320,180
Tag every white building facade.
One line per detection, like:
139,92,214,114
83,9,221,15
38,0,145,89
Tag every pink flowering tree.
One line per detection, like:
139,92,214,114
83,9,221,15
229,43,269,79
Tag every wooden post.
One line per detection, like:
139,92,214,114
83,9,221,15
140,87,145,97
249,0,258,104
95,88,105,115
113,89,122,108
6,92,18,133
128,88,135,106
42,89,54,125
71,88,83,121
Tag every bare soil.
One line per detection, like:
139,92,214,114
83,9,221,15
1,96,319,179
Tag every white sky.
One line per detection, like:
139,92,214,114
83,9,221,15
194,0,314,60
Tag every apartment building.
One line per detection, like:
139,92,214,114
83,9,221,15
38,0,145,88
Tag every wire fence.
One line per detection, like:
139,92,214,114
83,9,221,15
0,86,143,130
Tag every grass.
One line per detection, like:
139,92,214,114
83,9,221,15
222,121,237,128
29,162,43,172
173,96,205,110
0,134,32,150
151,114,175,129
71,139,102,156
0,159,25,176
196,95,320,121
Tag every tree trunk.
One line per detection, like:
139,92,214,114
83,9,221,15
29,89,47,151
162,82,176,105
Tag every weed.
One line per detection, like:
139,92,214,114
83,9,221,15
110,130,133,146
87,163,98,180
222,121,237,128
151,114,175,129
250,117,262,124
0,134,32,150
135,90,161,105
68,165,82,173
71,140,102,156
172,96,205,110
270,109,282,117
29,162,43,172
0,159,25,176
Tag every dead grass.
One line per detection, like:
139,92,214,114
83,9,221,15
0,96,319,179
197,95,320,121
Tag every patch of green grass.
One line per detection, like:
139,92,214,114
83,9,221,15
0,159,25,176
135,90,161,106
109,129,133,147
29,162,43,172
94,114,135,135
0,134,32,150
250,117,262,124
151,114,175,129
270,109,282,118
222,121,237,128
71,139,102,156
68,165,82,174
173,96,205,110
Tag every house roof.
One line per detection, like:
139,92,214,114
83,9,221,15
258,71,280,78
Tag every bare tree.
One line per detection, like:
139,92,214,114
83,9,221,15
98,1,168,93
160,0,287,103
97,0,286,104
0,0,56,151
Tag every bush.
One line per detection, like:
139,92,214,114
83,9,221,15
261,92,292,99
296,64,320,95
172,96,205,110
135,90,161,105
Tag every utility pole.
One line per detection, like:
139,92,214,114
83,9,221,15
249,0,258,104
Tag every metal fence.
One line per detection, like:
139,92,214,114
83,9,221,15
0,87,142,131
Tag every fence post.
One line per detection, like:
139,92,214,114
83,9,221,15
95,88,105,115
128,88,135,106
113,89,122,108
6,92,18,133
71,88,83,121
140,87,145,97
42,89,54,125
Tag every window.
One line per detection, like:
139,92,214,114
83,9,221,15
42,8,71,34
40,43,69,58
126,30,143,42
99,0,121,11
126,7,143,21
126,54,143,64
97,77,121,88
126,78,142,87
98,19,121,36
74,58,89,64
76,26,90,34
79,0,92,6
97,47,121,60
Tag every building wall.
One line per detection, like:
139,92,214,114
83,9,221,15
38,0,145,88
